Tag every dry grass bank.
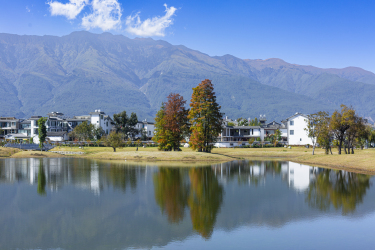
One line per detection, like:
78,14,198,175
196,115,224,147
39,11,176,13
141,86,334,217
4,146,375,174
0,147,21,157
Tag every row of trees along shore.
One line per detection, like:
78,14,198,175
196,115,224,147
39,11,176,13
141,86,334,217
306,104,375,155
153,79,223,153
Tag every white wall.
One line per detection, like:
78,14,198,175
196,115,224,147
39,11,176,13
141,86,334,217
287,115,313,145
288,162,312,191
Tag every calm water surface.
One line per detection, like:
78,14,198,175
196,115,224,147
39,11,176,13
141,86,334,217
0,158,374,250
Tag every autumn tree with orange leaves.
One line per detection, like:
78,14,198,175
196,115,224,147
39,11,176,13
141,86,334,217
153,93,189,151
188,79,223,153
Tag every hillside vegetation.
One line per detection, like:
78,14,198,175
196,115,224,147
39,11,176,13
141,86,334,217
1,31,375,121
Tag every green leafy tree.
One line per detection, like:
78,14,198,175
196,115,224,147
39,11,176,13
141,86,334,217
317,117,333,154
227,122,235,126
141,128,148,141
237,118,249,126
305,111,330,155
188,79,223,153
274,129,282,145
93,126,105,140
346,114,365,154
113,111,139,139
37,117,47,151
70,121,95,141
330,105,355,154
153,103,169,150
104,131,123,152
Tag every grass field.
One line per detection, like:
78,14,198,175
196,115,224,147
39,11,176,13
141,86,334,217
1,146,375,174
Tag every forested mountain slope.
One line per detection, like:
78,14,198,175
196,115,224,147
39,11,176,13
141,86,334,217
0,31,374,121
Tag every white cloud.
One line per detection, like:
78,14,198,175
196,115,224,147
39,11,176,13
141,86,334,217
82,0,122,31
26,6,31,12
125,4,177,37
48,0,88,20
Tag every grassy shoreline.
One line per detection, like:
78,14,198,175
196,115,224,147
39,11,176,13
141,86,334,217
1,146,375,174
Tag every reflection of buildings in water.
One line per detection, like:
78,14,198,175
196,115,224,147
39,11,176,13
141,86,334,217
90,164,100,195
288,162,314,191
0,158,151,195
212,161,320,191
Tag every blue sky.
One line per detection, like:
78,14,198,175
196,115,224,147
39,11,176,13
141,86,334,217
1,0,375,72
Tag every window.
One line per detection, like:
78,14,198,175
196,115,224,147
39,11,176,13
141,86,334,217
300,138,302,141
149,131,151,135
290,130,294,135
290,121,294,126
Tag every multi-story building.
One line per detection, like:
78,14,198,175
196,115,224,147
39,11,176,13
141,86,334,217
283,113,313,146
135,119,155,140
89,110,114,135
0,117,20,137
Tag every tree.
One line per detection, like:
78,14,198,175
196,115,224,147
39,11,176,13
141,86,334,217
249,117,260,126
140,128,148,141
317,117,333,155
38,117,47,151
104,131,123,152
93,126,105,140
164,93,190,151
0,128,3,135
305,111,330,155
274,129,282,146
70,121,95,141
237,118,249,126
330,105,355,154
153,103,169,150
346,114,365,154
113,111,138,139
188,79,223,153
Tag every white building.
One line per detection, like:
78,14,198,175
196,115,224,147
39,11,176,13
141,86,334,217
89,110,114,135
284,113,314,146
135,119,155,140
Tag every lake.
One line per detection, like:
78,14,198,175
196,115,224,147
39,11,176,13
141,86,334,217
0,158,374,250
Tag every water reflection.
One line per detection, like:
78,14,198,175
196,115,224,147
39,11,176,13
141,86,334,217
37,162,46,196
0,158,374,250
153,167,223,238
307,169,371,214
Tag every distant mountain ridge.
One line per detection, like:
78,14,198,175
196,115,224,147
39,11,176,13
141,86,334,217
0,31,374,122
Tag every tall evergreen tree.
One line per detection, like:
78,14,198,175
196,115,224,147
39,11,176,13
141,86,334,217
164,93,189,151
188,79,223,153
153,103,169,150
37,117,47,151
153,94,189,151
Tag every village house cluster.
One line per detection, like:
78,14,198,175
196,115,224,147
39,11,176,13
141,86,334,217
0,110,324,147
0,110,155,144
215,113,314,147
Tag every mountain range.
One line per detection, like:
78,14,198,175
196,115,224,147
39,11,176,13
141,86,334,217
1,31,375,122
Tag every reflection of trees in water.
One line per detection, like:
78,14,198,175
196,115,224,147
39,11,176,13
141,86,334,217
153,167,223,239
307,169,371,214
37,162,46,196
107,164,138,192
154,168,189,223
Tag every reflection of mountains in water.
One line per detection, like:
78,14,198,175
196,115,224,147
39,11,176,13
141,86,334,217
0,158,374,250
